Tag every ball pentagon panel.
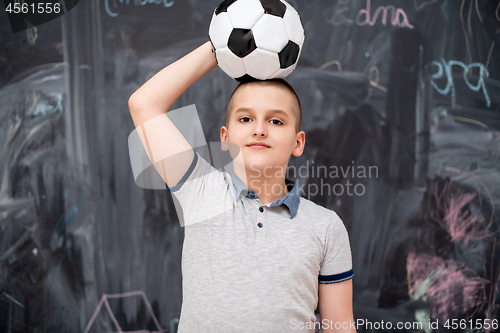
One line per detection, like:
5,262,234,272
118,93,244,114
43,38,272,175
227,28,257,58
215,0,238,15
259,0,286,17
278,40,300,68
272,40,302,78
236,74,259,83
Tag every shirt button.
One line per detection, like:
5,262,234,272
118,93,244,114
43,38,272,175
259,207,264,212
258,223,263,228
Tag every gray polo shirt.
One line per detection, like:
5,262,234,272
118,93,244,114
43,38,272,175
168,149,353,332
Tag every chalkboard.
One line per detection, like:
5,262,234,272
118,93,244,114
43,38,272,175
0,0,499,332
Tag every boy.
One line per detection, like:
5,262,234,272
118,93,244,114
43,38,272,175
128,41,355,332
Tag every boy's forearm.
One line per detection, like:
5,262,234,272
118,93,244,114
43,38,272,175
129,41,217,113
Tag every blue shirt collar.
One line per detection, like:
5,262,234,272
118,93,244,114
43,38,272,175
228,169,300,219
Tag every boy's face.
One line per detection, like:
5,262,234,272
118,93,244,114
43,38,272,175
220,84,305,175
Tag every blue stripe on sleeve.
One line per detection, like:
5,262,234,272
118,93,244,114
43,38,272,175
318,268,354,284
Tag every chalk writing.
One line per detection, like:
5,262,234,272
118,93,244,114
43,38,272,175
329,0,354,26
429,59,491,107
328,0,414,28
356,0,414,28
105,0,175,18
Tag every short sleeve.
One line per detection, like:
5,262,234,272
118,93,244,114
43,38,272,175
168,149,229,226
318,212,354,284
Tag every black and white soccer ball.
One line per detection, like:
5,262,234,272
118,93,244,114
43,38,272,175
209,0,305,82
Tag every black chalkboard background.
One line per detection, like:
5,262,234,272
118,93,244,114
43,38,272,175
0,0,499,332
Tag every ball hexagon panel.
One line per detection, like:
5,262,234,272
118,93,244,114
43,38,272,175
282,2,304,45
215,0,238,15
252,14,289,53
228,29,257,58
278,40,300,68
243,48,281,80
216,47,247,78
259,0,286,18
227,0,264,29
209,12,234,50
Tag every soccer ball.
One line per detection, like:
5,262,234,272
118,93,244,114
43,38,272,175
209,0,305,82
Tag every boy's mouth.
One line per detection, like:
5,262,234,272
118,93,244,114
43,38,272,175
247,142,270,149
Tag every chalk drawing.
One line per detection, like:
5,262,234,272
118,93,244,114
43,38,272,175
84,291,166,333
428,172,496,245
407,252,488,322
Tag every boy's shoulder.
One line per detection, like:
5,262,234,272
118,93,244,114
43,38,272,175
296,195,343,226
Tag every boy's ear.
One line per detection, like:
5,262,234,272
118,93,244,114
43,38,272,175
292,131,306,157
220,126,229,151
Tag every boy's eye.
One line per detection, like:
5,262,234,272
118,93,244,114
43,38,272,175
238,117,282,125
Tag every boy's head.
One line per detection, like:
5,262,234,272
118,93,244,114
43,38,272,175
220,79,305,174
225,79,302,133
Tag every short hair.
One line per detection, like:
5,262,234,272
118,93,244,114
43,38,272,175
225,79,302,133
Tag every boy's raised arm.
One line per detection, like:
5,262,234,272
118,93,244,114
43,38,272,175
128,41,217,188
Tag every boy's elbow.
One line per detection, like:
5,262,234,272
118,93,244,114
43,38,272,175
128,93,141,113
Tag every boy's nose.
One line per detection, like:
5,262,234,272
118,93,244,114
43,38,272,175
252,122,267,136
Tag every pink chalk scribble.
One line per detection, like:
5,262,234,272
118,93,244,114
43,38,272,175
428,175,496,245
407,252,488,322
84,291,166,333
